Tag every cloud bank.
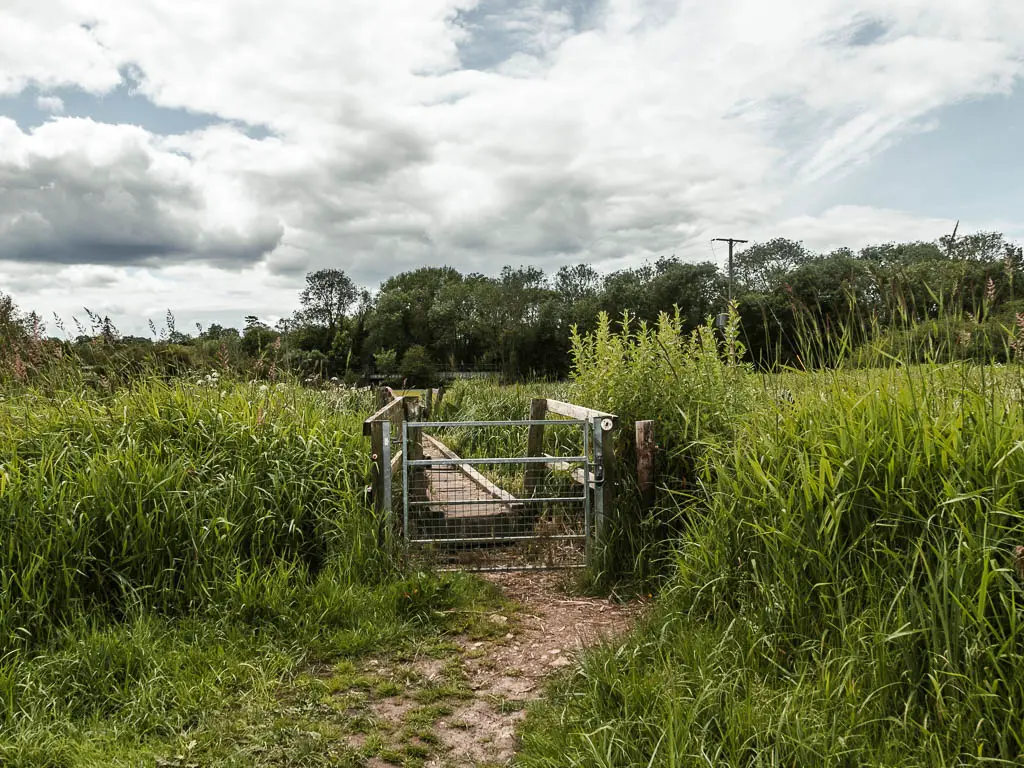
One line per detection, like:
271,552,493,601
0,0,1022,329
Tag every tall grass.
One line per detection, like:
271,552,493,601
568,306,759,584
0,378,384,654
0,375,503,764
519,355,1024,765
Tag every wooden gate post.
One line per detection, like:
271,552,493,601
635,420,655,510
524,398,548,505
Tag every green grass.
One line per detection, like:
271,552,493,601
0,375,505,765
0,378,383,650
13,308,1024,765
517,353,1024,765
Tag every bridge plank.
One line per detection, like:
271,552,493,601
421,433,519,504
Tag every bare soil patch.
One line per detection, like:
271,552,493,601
360,570,642,767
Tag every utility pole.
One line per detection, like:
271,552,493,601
712,237,748,303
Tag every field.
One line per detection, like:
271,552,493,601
5,308,1024,766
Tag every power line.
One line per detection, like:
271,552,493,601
712,237,748,303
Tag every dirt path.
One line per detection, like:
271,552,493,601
359,571,641,767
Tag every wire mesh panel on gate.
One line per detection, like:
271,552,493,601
401,419,591,571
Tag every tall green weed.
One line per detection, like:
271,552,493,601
568,306,757,582
0,378,384,654
520,362,1024,765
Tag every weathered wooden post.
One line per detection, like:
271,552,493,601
524,398,548,508
635,420,655,510
424,387,433,419
406,401,423,460
375,386,390,410
365,394,406,541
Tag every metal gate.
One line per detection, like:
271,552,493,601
398,418,598,571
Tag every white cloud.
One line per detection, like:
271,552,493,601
0,118,283,266
0,260,302,337
0,1,122,95
0,0,1023,328
35,95,65,114
749,205,957,254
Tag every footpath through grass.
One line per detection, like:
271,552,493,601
12,312,1024,766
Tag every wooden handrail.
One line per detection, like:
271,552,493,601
542,454,591,486
543,399,617,425
362,397,404,436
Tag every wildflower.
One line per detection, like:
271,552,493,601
1012,312,1024,361
11,353,26,382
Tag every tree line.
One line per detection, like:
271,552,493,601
2,229,1023,386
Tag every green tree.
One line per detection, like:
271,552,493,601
400,344,435,385
363,266,463,365
373,348,399,377
299,269,358,338
733,238,811,293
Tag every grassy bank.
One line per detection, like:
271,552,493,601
0,377,502,765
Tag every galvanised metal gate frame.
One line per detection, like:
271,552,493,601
397,416,606,571
364,393,618,572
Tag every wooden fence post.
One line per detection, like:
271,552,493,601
375,387,390,410
635,420,655,510
424,387,433,419
524,398,548,508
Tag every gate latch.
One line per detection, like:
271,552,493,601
593,465,604,485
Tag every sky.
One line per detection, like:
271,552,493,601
1,0,1023,335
